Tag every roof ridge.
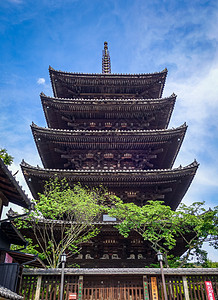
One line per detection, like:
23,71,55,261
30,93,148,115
48,66,168,77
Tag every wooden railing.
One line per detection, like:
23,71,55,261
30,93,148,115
21,268,218,300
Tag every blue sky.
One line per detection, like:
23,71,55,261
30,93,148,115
1,0,218,259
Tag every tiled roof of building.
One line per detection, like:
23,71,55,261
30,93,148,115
0,285,23,300
0,158,31,209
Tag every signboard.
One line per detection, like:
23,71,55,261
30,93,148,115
143,276,150,300
69,293,77,300
205,281,215,300
150,277,158,300
78,277,83,300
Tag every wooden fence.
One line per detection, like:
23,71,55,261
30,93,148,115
20,268,218,300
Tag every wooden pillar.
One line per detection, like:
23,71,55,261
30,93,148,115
35,276,42,300
0,191,9,219
182,276,190,300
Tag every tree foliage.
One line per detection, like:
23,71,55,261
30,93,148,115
108,200,218,267
14,177,217,268
15,178,115,268
0,148,13,166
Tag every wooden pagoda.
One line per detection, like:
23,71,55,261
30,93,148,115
21,42,198,267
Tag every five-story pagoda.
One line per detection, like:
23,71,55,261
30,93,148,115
21,42,198,267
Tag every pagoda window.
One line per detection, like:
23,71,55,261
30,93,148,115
104,239,117,244
112,254,120,259
105,122,112,128
122,153,132,159
90,122,96,128
101,254,109,259
104,153,114,159
108,191,115,195
86,153,94,159
103,214,116,222
85,254,93,259
131,239,142,244
126,191,137,198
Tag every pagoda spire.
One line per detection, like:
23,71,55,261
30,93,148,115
102,41,111,74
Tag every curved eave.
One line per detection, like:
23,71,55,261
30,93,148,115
49,66,168,99
31,123,187,169
31,122,186,137
0,158,31,209
21,160,198,176
41,93,176,130
21,160,199,209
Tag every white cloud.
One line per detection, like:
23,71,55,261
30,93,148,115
37,78,46,85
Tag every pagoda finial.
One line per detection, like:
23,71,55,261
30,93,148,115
102,41,111,74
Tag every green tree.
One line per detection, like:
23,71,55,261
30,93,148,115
15,179,115,268
176,202,218,266
0,148,13,166
107,200,218,267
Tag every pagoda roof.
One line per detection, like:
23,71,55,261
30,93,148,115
49,66,168,99
0,158,31,209
21,161,199,210
31,123,187,170
0,221,27,247
41,93,176,130
0,248,46,268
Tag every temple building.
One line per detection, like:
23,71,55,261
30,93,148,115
0,158,45,298
21,42,198,267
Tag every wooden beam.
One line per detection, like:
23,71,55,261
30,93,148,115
0,191,9,206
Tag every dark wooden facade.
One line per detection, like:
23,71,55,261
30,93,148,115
21,43,198,267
